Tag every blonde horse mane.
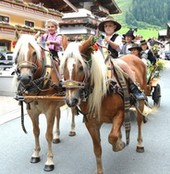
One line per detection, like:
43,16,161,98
88,50,107,117
12,34,41,92
13,34,41,61
61,42,108,117
60,42,87,74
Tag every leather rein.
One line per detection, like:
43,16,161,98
15,45,63,134
16,46,62,94
61,53,93,99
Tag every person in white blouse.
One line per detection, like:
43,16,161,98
98,16,123,58
98,16,145,100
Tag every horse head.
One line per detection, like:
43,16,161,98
13,32,43,93
61,36,107,114
61,42,87,107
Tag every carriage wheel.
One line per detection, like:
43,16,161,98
152,84,161,107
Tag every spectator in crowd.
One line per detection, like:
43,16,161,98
128,43,149,65
133,34,143,44
128,43,142,58
140,39,156,65
121,29,135,55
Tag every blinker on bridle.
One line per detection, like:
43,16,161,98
61,79,85,89
61,53,89,89
16,50,38,75
17,61,37,73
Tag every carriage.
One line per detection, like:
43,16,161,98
146,61,163,108
13,33,156,174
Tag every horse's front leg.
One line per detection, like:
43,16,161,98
29,112,41,163
69,107,76,136
108,110,125,152
44,110,56,171
53,108,61,144
136,101,145,153
85,118,103,174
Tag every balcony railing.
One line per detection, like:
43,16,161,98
0,0,63,18
0,22,45,34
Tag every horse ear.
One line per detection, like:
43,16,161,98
62,34,69,50
15,30,20,40
79,35,94,54
35,31,41,40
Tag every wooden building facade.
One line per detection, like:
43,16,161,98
0,0,120,51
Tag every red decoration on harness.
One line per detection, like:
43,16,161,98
12,40,17,48
92,43,99,51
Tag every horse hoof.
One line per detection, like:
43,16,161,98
69,131,76,136
126,140,130,145
136,146,144,153
30,157,40,163
44,164,54,172
143,116,148,123
95,170,103,174
112,141,125,152
53,138,60,144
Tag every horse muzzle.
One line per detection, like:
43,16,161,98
65,97,80,108
19,73,33,85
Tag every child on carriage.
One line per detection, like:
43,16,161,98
37,19,62,60
98,16,145,101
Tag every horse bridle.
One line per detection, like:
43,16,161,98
16,47,52,93
17,60,38,75
61,55,93,100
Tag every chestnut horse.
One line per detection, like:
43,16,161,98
61,37,147,174
13,33,76,171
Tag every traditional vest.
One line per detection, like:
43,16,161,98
121,43,133,55
108,34,119,58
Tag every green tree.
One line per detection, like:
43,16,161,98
125,0,169,28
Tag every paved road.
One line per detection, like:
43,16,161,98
0,61,170,174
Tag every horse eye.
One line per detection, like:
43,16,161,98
15,52,20,64
79,66,83,72
32,51,37,57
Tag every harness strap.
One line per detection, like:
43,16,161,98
42,46,52,87
51,57,62,83
111,60,131,145
40,44,62,87
76,106,89,122
20,101,27,134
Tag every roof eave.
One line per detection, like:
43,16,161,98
62,0,78,12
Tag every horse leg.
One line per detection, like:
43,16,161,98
136,101,145,153
108,110,126,152
44,109,56,171
69,108,76,136
29,112,41,163
85,119,103,174
53,108,61,144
